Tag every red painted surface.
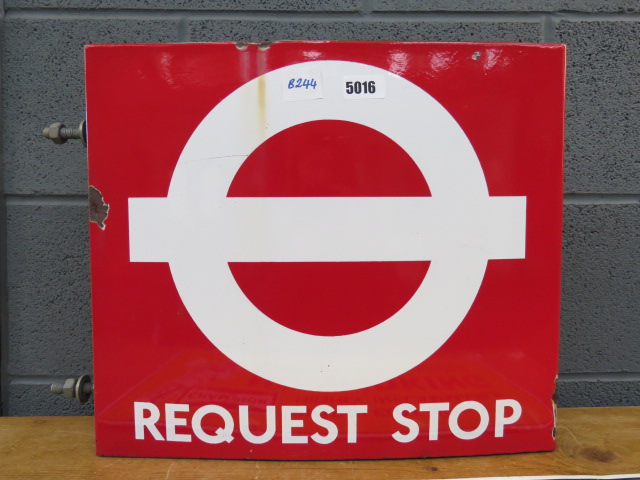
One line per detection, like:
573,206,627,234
86,42,565,459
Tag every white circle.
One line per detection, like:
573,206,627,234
166,61,491,391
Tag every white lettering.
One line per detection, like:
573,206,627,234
495,399,522,437
239,405,276,444
448,401,489,440
192,405,234,444
132,399,523,446
165,403,191,442
282,405,308,444
310,405,338,444
134,402,164,441
419,402,450,441
337,405,367,443
391,403,419,443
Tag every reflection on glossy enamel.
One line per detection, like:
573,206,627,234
430,51,453,73
160,52,176,88
303,50,324,61
483,49,511,72
388,50,409,75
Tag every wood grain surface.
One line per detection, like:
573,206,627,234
1,407,638,479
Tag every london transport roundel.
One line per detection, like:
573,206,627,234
86,42,566,460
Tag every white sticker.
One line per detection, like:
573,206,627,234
343,75,386,99
282,69,323,101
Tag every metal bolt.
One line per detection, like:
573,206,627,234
42,120,87,146
50,382,64,395
50,375,93,404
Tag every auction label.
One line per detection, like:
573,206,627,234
343,75,386,98
282,68,324,101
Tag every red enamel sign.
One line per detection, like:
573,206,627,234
85,41,565,459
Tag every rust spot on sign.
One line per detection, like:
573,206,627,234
258,41,274,50
257,71,267,138
89,185,109,230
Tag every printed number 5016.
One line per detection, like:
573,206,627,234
345,80,376,95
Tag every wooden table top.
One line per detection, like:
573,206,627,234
1,407,638,479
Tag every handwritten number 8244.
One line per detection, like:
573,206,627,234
287,78,318,89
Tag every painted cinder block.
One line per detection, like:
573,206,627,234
558,21,640,193
6,204,92,376
373,1,640,13
2,18,178,196
188,19,541,43
4,0,359,10
560,204,640,374
6,383,93,416
557,378,640,407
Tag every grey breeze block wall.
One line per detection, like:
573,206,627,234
1,1,639,416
